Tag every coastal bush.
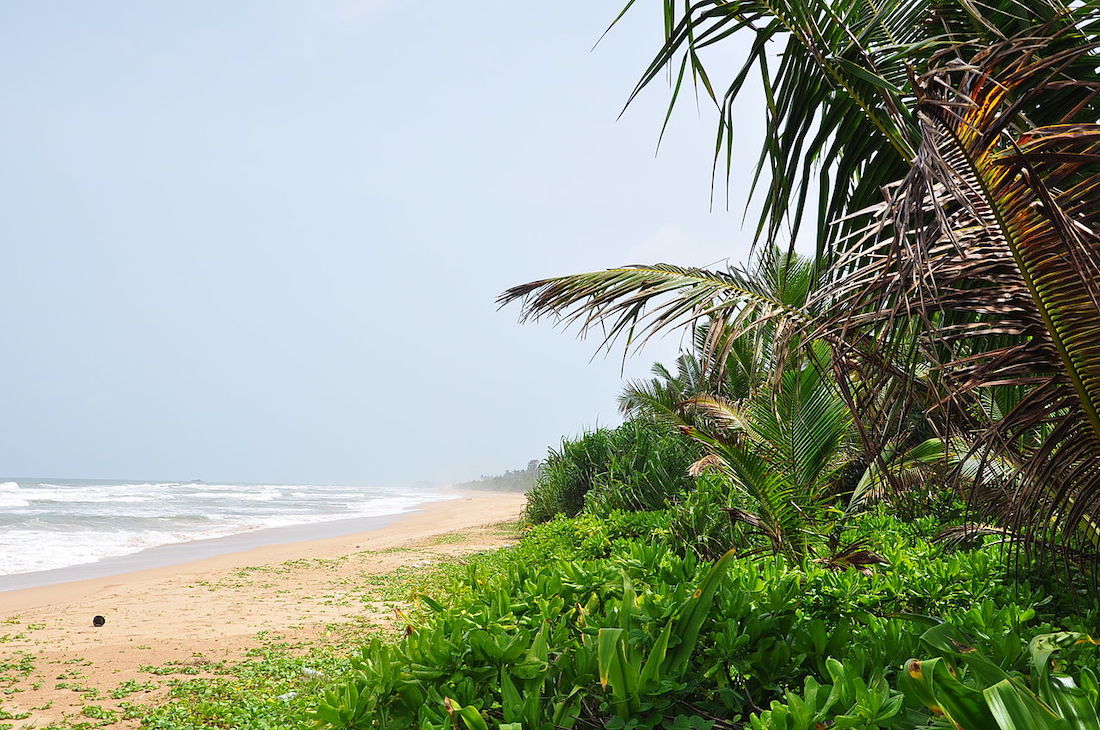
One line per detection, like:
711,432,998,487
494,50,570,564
314,510,1100,729
523,419,696,523
665,473,752,560
519,509,670,561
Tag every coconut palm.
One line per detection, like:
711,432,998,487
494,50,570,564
614,250,950,558
615,0,1100,256
502,17,1100,566
619,247,821,426
682,342,856,560
817,36,1100,557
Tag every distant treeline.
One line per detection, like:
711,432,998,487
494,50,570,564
455,460,540,493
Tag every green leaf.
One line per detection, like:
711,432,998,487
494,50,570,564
902,657,998,728
983,679,1063,730
444,698,490,730
668,548,737,674
639,619,674,690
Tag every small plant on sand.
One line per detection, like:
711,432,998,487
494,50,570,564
111,679,158,699
81,704,117,721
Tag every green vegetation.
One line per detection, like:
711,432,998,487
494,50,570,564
314,510,1100,728
300,3,1100,727
139,637,360,730
313,3,1100,727
524,419,697,523
455,462,541,494
502,0,1100,566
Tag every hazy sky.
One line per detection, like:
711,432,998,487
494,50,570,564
0,1,767,485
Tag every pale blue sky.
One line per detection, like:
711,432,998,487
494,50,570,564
0,1,765,485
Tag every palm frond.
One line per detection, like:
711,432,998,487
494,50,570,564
678,357,857,560
817,540,890,575
848,438,949,510
499,263,812,358
614,0,1100,257
821,30,1100,559
682,394,751,433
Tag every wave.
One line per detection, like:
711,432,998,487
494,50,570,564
0,485,456,577
189,490,282,502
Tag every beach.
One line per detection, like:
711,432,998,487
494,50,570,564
0,491,526,728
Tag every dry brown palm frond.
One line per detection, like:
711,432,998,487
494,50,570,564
688,453,727,478
817,540,891,576
817,28,1100,565
935,523,1016,550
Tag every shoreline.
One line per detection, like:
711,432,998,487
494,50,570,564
0,489,523,609
0,501,436,593
0,490,526,728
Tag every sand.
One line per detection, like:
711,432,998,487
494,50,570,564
0,491,526,728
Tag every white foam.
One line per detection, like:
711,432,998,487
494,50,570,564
190,490,282,501
0,482,458,577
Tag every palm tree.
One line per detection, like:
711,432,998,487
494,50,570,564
615,0,1100,257
502,16,1100,565
619,248,821,426
817,37,1100,557
682,342,856,560
615,252,948,558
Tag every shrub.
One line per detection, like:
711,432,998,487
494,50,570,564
665,473,755,560
314,510,1100,729
524,419,697,523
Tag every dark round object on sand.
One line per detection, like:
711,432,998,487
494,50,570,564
92,615,106,627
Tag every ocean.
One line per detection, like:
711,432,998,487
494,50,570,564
0,478,454,577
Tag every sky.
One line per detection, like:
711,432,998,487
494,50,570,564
0,1,768,486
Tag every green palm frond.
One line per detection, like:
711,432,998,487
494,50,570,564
682,393,751,433
618,358,697,427
499,263,811,357
680,357,857,560
613,0,1100,257
848,438,949,511
499,249,822,380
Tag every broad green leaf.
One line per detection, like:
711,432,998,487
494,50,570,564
984,679,1063,730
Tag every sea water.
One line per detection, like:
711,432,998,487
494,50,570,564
0,478,453,576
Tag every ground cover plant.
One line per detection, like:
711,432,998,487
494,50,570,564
314,509,1100,729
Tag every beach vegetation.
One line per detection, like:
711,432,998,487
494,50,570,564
455,462,541,494
302,6,1100,728
108,680,157,700
80,705,116,722
312,509,1100,728
500,3,1100,572
523,419,696,524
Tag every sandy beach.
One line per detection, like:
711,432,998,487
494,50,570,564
0,491,526,728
